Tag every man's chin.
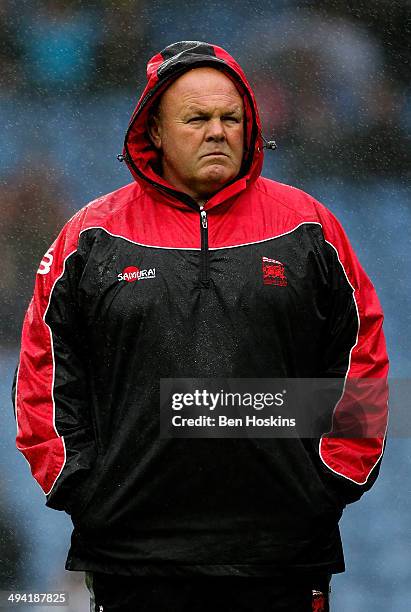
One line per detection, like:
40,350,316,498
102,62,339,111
198,169,237,192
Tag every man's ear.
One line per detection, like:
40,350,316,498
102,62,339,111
147,113,162,150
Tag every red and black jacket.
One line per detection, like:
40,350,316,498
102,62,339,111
14,41,389,576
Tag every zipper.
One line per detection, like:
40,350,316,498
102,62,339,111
199,206,209,284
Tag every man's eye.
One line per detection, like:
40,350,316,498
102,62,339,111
224,116,240,123
188,117,205,122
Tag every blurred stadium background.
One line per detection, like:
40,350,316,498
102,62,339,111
0,0,410,610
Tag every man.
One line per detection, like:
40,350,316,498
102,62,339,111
13,41,388,611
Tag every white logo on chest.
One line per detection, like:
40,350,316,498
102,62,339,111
118,266,156,282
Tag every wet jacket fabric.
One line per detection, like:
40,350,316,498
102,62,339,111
13,41,389,576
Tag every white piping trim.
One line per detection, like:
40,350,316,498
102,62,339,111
318,239,388,485
15,359,61,491
14,364,20,436
78,221,323,250
41,248,78,495
210,222,323,250
79,226,198,250
15,247,74,496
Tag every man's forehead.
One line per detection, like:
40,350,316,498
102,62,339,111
160,67,243,109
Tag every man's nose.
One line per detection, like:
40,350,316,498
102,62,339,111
205,119,226,141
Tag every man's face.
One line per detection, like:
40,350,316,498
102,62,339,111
149,67,244,202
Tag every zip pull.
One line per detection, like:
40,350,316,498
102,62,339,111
200,207,208,229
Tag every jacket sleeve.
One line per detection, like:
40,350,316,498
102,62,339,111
12,210,98,515
315,203,389,505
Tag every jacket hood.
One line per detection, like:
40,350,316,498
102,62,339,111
122,41,264,204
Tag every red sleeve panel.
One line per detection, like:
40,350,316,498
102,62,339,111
14,208,93,505
317,203,389,489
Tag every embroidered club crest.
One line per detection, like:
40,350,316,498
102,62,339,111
262,256,287,286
